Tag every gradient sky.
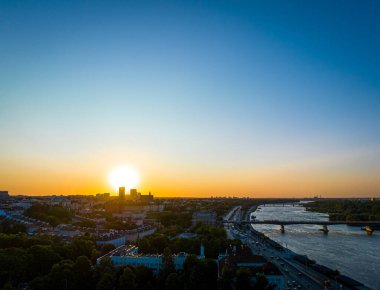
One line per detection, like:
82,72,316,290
1,1,379,197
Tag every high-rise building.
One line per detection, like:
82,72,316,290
119,187,125,199
130,188,137,200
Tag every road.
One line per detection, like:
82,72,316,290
223,206,348,290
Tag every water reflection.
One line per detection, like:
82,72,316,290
251,204,380,289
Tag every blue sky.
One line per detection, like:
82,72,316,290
1,1,379,196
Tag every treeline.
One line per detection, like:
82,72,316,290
26,204,73,226
219,268,274,290
0,234,114,290
0,233,273,290
306,200,380,221
0,220,26,234
137,224,239,259
148,211,193,231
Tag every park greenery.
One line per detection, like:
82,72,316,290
26,204,73,226
137,224,241,259
306,200,380,221
0,220,26,234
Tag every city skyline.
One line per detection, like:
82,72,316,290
1,1,380,197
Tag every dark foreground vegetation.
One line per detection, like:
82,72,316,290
0,232,273,290
306,199,380,221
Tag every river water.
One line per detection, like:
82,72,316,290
251,203,380,290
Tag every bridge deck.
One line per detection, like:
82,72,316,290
224,220,380,226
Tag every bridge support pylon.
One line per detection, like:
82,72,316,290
362,226,374,236
319,225,329,234
280,224,285,234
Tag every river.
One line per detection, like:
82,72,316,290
250,203,380,290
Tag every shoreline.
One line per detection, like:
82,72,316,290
245,205,372,290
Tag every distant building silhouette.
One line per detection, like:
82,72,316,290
0,191,9,200
140,191,154,203
96,192,110,199
119,187,125,199
128,188,154,202
130,188,137,200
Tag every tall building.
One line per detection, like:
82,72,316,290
130,188,137,200
119,187,125,199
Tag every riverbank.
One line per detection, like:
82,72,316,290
305,200,380,222
247,205,375,289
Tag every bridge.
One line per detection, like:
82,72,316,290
223,220,380,235
259,203,303,207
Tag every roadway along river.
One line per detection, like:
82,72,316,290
251,203,380,290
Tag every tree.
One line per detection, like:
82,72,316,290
162,248,175,274
29,276,49,290
27,245,61,278
235,268,252,290
135,266,155,290
71,236,96,259
136,238,151,254
0,221,26,234
96,257,115,274
150,234,169,253
0,282,15,290
188,259,218,290
218,267,234,290
0,248,28,286
47,260,75,290
119,267,137,290
73,256,93,290
254,274,274,290
96,273,114,290
165,273,181,290
0,234,24,249
100,244,116,255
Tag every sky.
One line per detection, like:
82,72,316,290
0,0,379,197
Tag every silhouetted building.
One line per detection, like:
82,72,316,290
192,211,217,226
140,192,154,203
128,189,154,202
119,187,125,199
130,188,137,200
0,191,9,200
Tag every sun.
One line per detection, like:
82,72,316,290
108,165,140,191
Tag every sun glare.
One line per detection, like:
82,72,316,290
108,165,140,191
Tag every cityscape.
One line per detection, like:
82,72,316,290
0,190,379,289
1,1,380,290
